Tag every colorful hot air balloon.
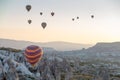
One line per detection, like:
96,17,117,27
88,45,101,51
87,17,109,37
28,19,32,24
41,22,47,29
26,5,32,12
24,45,43,67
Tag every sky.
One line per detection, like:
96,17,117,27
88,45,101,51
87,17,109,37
0,0,120,44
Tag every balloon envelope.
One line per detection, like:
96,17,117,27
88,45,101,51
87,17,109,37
24,45,43,67
91,15,94,18
51,12,55,16
41,22,47,29
72,18,75,21
40,12,43,15
77,17,79,19
26,5,31,12
28,20,32,24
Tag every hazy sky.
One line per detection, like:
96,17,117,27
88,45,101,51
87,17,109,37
0,0,120,44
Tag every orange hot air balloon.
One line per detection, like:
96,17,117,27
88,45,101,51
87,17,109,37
24,45,43,67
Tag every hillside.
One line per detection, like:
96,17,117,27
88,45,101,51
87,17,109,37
85,42,120,53
0,38,91,51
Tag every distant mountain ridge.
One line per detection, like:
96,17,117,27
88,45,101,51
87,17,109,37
84,42,120,53
0,38,91,51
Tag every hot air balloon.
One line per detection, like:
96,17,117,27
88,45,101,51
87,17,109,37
40,12,43,15
51,12,55,16
72,18,75,21
26,5,32,12
41,22,47,29
24,45,43,67
28,19,32,24
91,15,94,18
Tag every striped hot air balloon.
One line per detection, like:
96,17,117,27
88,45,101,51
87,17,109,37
24,45,43,67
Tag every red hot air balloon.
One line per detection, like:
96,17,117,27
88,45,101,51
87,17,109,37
24,45,43,67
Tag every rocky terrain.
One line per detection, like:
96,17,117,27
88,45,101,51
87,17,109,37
0,46,120,80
